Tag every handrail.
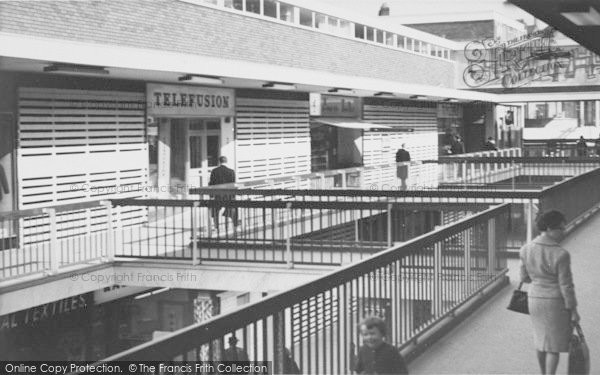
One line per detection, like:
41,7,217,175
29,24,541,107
96,203,511,362
0,199,107,219
427,156,600,163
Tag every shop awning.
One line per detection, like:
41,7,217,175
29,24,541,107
313,118,391,130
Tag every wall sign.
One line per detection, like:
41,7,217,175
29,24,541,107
0,293,92,331
310,93,360,117
147,84,235,117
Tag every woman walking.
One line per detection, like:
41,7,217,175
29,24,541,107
520,210,580,374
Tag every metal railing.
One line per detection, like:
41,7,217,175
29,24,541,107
111,198,485,267
0,200,114,279
523,139,600,157
90,204,510,374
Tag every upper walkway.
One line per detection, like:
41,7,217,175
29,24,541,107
410,210,600,374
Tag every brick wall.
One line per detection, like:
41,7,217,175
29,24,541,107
0,0,455,87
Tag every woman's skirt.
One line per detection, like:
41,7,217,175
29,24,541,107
528,297,572,352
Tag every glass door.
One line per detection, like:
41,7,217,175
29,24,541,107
187,119,221,188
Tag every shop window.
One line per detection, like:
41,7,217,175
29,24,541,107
328,16,339,30
430,45,437,56
354,23,365,39
263,0,277,17
299,8,313,26
562,101,578,119
224,0,243,10
246,0,260,14
443,49,449,59
207,135,220,167
279,2,294,22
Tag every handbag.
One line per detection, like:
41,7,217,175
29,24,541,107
507,282,529,314
569,323,590,375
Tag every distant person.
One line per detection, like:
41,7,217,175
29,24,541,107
208,156,239,231
450,135,465,154
282,347,301,374
222,336,249,362
395,144,411,190
0,164,9,202
576,136,588,157
354,316,409,375
482,137,498,151
594,134,600,156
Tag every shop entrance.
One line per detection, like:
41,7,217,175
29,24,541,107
150,118,223,198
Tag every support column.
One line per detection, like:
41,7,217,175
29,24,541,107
526,199,533,243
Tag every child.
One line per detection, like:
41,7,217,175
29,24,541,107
354,316,409,375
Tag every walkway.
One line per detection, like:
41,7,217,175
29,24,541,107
410,212,600,374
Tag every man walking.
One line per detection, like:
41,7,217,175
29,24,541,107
395,144,411,190
208,156,239,231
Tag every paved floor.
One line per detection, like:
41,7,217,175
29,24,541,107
410,213,600,375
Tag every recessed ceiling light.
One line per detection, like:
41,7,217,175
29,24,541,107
410,95,427,99
374,91,394,96
178,74,224,85
263,82,297,90
328,88,355,94
43,63,109,75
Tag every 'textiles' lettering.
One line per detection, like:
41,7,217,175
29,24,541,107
153,92,230,108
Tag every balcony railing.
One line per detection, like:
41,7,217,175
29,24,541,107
85,203,510,374
523,139,600,157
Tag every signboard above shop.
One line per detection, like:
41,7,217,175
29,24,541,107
147,83,235,117
310,93,361,118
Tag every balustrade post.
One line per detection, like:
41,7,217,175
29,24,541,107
433,232,442,317
487,217,496,275
102,201,115,262
192,201,201,265
273,311,286,374
526,199,533,243
341,170,347,188
387,203,393,247
44,208,60,274
464,229,472,296
286,202,293,269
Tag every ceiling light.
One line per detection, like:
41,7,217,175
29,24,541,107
443,98,459,103
262,82,296,90
410,95,427,99
561,6,600,26
43,63,109,75
134,287,170,300
328,88,355,94
374,91,394,97
179,74,224,85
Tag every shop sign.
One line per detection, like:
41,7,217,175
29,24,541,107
310,93,360,117
93,285,153,305
147,84,235,117
0,293,91,331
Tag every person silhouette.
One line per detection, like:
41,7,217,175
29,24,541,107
0,164,9,203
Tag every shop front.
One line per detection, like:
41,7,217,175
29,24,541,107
309,93,376,172
147,84,235,197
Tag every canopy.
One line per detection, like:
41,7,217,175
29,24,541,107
313,118,391,130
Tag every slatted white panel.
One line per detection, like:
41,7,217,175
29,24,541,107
235,97,310,181
17,88,148,246
363,104,438,133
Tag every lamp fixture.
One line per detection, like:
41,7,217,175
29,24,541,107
410,95,427,99
178,74,224,85
443,98,459,103
328,87,355,94
43,63,109,75
561,6,600,26
262,82,297,90
374,91,394,97
134,287,170,300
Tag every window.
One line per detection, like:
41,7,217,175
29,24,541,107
224,0,243,10
354,23,365,39
562,101,578,119
385,33,394,46
430,45,436,56
584,101,596,126
397,35,405,49
299,8,312,26
246,0,260,14
444,49,449,59
366,26,374,41
328,16,339,29
279,2,294,22
376,29,384,43
264,0,277,17
339,20,352,36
